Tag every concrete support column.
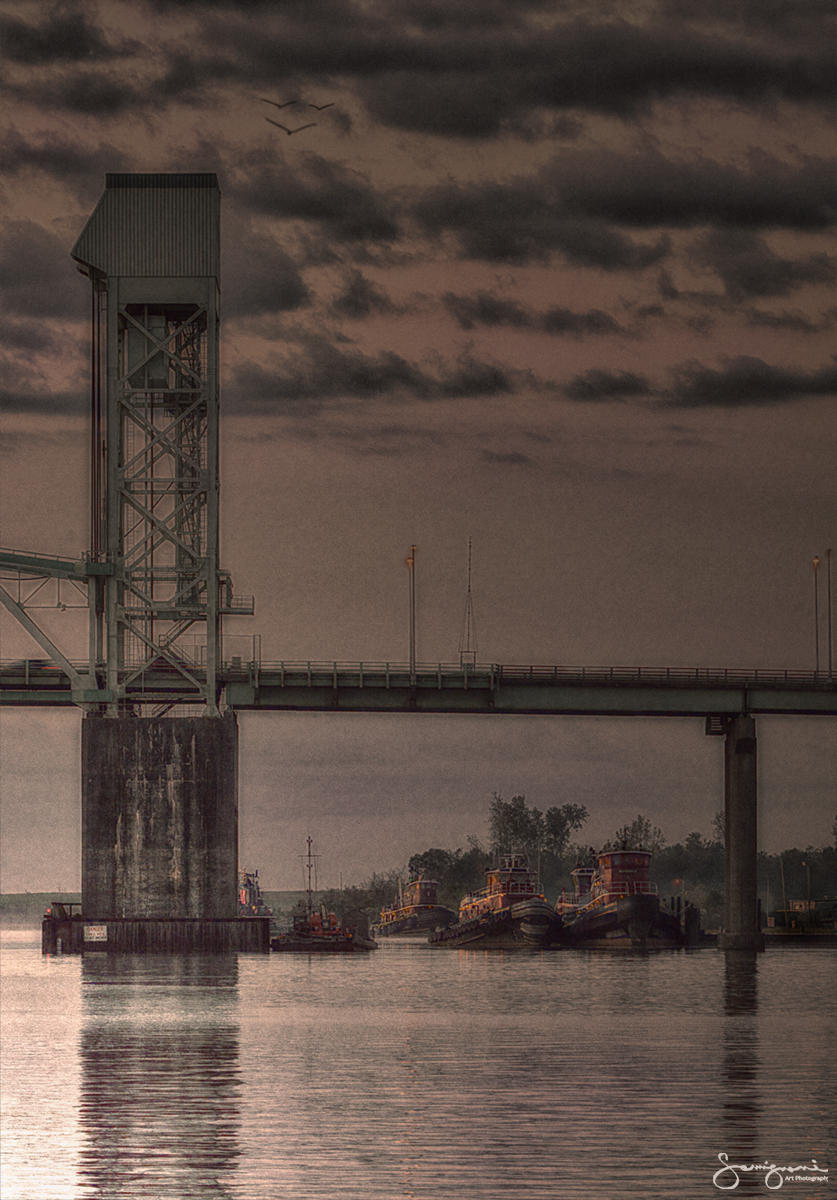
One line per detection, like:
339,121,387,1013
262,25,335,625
82,713,238,920
719,714,764,951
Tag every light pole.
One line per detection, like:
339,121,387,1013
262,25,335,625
406,544,416,683
812,555,820,672
827,548,833,679
801,859,812,926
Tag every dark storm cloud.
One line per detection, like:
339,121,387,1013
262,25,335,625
439,357,512,398
0,391,84,420
358,72,526,140
666,356,837,407
564,369,651,403
223,229,310,318
549,149,837,231
411,143,834,268
0,386,85,416
9,68,144,116
231,157,399,244
147,0,337,9
225,349,427,416
155,51,239,104
0,355,85,416
542,307,622,336
414,180,668,267
444,292,531,330
746,308,835,334
0,4,124,64
0,222,86,320
691,229,837,300
480,449,536,466
225,338,519,415
443,291,623,336
563,356,837,408
0,130,130,199
402,0,554,31
660,0,835,40
319,421,445,458
136,4,835,136
523,20,836,115
0,316,64,354
330,270,400,319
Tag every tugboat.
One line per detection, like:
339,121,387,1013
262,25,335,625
238,869,273,918
556,847,684,948
372,876,456,938
429,852,562,949
270,838,377,953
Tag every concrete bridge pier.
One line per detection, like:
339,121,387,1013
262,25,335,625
69,712,268,952
719,715,765,951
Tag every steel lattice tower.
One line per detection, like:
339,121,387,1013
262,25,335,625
72,173,250,715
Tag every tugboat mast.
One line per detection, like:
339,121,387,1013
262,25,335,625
302,836,319,925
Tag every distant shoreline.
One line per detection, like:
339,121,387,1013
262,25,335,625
0,891,308,928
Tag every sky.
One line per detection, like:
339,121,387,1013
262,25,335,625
0,0,835,893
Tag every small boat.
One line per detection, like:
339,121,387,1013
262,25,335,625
238,869,273,918
270,905,378,952
764,899,837,942
270,838,377,953
428,852,562,949
372,876,456,938
556,848,685,949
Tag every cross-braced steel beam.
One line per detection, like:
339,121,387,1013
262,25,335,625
0,174,254,714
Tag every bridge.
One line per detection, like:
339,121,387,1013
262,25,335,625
4,172,833,955
3,657,835,717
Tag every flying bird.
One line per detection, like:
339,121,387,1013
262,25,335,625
265,117,317,135
308,102,334,111
260,97,299,109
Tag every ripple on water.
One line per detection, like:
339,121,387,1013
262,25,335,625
1,937,833,1199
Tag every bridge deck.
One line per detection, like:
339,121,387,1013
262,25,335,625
2,660,835,716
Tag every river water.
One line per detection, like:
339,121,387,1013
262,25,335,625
0,930,833,1200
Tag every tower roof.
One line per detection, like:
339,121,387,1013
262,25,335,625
72,173,220,279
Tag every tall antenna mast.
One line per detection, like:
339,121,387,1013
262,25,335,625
406,545,417,682
459,537,477,667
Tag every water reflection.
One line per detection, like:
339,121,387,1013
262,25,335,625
78,955,241,1199
720,951,762,1193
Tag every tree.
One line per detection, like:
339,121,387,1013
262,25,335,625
711,810,725,846
407,841,491,908
544,804,588,856
489,792,542,856
408,848,455,881
488,792,588,859
607,813,665,853
488,792,588,896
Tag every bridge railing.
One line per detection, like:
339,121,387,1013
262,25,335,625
253,661,496,689
249,661,834,690
1,658,834,692
496,664,832,688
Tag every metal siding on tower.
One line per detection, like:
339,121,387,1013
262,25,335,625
71,173,220,279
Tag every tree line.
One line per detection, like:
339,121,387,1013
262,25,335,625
318,794,836,930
